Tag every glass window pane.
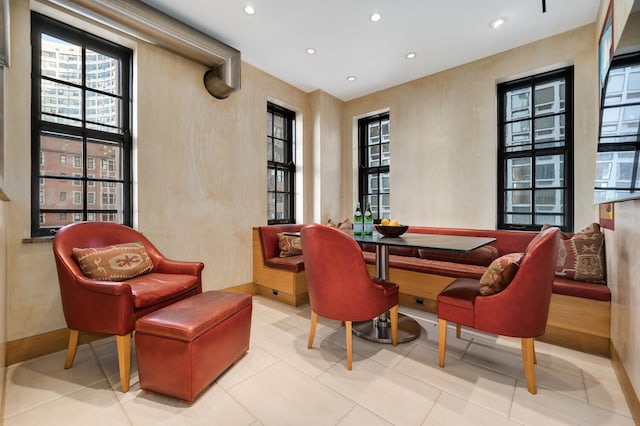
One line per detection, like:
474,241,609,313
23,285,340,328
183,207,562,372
368,122,380,145
267,113,273,137
536,154,564,186
535,81,565,114
41,33,81,84
367,145,380,167
273,115,285,139
267,137,273,162
274,139,285,163
506,158,532,188
41,79,82,125
267,192,275,220
86,49,121,95
88,139,122,180
504,121,531,151
40,133,83,177
535,214,564,227
534,115,565,148
86,90,121,131
380,172,390,193
505,190,532,212
535,189,564,212
381,144,390,166
505,88,531,120
267,168,275,191
381,119,390,144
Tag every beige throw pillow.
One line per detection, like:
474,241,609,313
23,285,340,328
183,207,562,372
72,241,153,281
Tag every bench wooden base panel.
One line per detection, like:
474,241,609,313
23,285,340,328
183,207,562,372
540,324,610,357
254,284,309,306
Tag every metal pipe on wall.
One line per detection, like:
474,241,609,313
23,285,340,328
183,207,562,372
42,0,241,99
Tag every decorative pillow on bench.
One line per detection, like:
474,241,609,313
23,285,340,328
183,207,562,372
542,223,606,284
478,253,523,296
72,241,153,281
277,233,303,257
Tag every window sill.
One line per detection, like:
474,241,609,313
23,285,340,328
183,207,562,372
22,236,54,244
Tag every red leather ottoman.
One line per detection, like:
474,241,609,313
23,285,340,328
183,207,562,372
135,291,252,402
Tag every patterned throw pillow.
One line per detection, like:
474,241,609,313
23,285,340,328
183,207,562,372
72,241,153,281
277,233,303,257
542,223,606,283
478,253,523,296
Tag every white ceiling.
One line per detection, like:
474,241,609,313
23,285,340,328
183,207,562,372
140,0,600,101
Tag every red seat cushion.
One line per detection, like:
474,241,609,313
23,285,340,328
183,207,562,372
264,255,305,273
437,278,480,326
127,273,199,309
136,291,252,341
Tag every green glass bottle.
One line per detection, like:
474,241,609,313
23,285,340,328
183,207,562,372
364,203,373,235
354,202,363,235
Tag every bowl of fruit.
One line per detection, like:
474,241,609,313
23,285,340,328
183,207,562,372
375,218,409,237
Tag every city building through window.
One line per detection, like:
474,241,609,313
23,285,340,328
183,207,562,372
497,67,574,232
596,52,640,202
358,113,390,221
267,102,295,224
30,12,132,237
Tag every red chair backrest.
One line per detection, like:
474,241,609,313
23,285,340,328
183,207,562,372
301,224,392,321
474,226,560,337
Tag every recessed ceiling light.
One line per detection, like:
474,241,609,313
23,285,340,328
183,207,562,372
489,18,505,29
243,5,256,15
347,75,357,82
305,48,316,55
370,12,382,22
406,52,417,59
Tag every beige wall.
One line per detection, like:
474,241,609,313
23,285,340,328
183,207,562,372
309,90,344,224
607,200,640,399
342,24,599,229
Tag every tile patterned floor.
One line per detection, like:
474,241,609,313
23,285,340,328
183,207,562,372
1,296,634,425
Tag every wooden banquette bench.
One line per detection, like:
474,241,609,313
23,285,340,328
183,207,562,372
252,224,611,356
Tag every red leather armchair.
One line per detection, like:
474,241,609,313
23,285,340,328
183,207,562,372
53,222,204,392
300,224,399,370
437,226,560,394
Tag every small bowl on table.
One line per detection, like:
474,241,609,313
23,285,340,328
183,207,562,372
374,225,409,238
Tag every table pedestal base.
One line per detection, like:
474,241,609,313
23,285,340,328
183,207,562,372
352,313,421,344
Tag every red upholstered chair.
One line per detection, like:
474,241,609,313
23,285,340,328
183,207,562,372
437,226,560,394
53,222,204,392
300,224,399,370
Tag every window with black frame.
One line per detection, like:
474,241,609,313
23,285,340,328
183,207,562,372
358,113,390,222
497,67,574,232
31,12,132,237
267,102,295,224
595,52,640,203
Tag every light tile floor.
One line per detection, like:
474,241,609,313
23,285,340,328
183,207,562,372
1,296,635,425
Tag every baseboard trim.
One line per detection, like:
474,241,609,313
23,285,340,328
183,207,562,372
610,341,640,423
6,329,108,366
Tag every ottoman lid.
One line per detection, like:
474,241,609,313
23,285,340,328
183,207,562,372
136,291,252,342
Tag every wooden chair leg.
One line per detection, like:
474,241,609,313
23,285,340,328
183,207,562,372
521,337,537,394
308,311,318,349
533,340,537,364
390,305,398,346
438,319,447,367
116,333,131,393
346,321,353,370
64,329,79,369
456,323,461,339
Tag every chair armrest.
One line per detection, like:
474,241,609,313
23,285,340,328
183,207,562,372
154,259,205,277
